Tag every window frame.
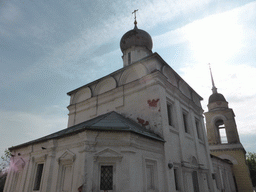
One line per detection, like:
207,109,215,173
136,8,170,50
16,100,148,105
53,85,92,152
173,167,180,191
144,159,158,192
167,103,174,127
166,100,178,132
100,165,114,191
128,52,131,65
195,118,202,140
182,110,189,133
215,119,228,144
98,163,116,192
58,162,74,192
33,163,44,191
192,171,200,192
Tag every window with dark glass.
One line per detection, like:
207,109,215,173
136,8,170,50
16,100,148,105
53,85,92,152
128,52,131,65
174,168,179,190
33,163,44,190
192,171,200,192
195,119,201,139
100,165,113,190
167,103,173,126
182,112,188,133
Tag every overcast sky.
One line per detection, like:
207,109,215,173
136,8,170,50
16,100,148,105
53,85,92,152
1,0,256,156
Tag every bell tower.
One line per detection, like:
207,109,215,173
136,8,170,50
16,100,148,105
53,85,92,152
204,66,253,192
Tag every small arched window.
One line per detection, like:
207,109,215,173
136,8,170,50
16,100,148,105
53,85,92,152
215,119,228,144
128,52,131,65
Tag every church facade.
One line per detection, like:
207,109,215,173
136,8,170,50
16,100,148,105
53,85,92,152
3,21,252,192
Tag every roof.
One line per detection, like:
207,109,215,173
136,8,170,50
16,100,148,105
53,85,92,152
208,92,227,104
10,111,164,150
120,25,153,53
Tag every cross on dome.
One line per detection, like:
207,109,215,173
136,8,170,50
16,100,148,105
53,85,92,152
132,9,138,26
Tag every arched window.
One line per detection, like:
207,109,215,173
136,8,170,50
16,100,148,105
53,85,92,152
215,119,228,144
128,52,131,65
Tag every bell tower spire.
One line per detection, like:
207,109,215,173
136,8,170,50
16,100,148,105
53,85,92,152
209,63,217,94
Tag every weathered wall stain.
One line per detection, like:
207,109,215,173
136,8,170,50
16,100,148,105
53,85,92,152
137,117,149,127
147,99,160,107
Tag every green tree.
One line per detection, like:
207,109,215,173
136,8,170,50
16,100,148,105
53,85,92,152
0,149,10,192
0,149,11,173
246,152,256,187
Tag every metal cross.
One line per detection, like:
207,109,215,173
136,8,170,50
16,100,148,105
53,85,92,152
132,9,138,21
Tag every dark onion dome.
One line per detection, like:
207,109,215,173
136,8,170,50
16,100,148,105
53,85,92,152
120,25,153,53
208,92,227,104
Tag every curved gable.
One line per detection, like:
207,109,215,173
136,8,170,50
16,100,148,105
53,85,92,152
192,92,201,106
179,80,191,99
94,76,117,95
162,65,178,87
119,64,148,85
72,87,92,104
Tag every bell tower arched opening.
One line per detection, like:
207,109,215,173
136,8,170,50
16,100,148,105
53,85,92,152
215,119,228,144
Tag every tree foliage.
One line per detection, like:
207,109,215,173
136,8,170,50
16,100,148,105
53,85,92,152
246,152,256,187
0,149,11,173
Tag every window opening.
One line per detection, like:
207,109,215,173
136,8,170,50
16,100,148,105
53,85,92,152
128,52,131,65
195,119,201,139
174,168,179,190
183,112,188,133
215,120,228,144
33,163,44,190
60,164,72,191
146,164,155,190
192,171,200,192
100,166,113,190
233,176,238,192
167,104,173,126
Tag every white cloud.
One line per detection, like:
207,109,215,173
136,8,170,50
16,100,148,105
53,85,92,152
184,14,244,63
0,0,215,88
137,0,212,28
157,1,256,64
154,27,187,49
21,0,213,79
152,2,256,136
0,108,67,156
180,62,256,135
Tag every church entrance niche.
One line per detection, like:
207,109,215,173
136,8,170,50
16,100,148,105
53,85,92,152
215,119,227,144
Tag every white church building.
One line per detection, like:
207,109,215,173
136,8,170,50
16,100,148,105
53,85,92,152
4,19,249,192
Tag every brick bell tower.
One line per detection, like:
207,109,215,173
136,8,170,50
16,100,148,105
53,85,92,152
204,66,253,192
